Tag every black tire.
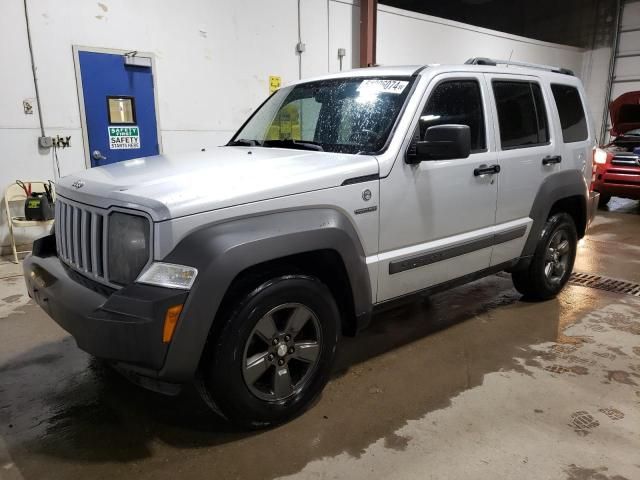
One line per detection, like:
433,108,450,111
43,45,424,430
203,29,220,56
197,274,339,429
598,193,611,208
512,213,577,301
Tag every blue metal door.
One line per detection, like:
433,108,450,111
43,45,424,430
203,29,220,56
78,50,159,167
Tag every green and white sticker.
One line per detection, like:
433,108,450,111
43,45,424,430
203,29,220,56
108,126,140,149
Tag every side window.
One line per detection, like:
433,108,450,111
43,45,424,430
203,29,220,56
492,81,549,149
550,84,588,143
531,83,550,144
417,80,486,152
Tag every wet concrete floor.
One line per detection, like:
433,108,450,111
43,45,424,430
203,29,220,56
1,199,639,479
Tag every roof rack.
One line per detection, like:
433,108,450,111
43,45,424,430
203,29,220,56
464,57,574,76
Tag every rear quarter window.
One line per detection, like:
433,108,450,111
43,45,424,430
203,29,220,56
550,84,588,143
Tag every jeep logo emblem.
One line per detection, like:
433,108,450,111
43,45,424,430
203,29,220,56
71,180,85,189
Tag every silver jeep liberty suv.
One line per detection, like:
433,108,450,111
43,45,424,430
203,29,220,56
24,58,598,428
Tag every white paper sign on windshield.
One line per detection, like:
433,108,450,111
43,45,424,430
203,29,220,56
358,79,409,94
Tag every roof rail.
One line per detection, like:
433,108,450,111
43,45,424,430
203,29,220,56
464,57,574,76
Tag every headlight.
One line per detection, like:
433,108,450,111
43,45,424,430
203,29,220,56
136,262,198,290
107,212,150,285
593,148,609,165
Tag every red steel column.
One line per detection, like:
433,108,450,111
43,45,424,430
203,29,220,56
359,0,377,67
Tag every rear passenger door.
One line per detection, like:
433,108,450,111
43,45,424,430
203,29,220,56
486,75,558,266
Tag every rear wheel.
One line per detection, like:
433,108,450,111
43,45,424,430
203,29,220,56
512,213,577,300
197,275,339,429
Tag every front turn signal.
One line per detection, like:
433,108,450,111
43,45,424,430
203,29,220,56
163,304,184,343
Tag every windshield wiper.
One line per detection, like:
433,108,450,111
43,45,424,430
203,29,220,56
263,139,324,152
228,139,263,146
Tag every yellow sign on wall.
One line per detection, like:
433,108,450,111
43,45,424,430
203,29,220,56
269,75,281,94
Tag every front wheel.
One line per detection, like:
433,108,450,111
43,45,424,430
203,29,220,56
197,275,339,429
512,213,577,300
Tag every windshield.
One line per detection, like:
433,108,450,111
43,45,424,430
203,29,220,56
230,77,414,154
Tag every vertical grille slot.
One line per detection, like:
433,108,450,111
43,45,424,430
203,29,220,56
73,206,81,267
58,202,66,259
65,203,73,264
92,213,104,277
81,209,91,272
54,201,62,257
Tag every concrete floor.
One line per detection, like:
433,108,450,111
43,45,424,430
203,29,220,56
1,199,640,480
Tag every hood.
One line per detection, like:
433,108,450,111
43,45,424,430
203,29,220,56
609,91,640,137
56,146,379,221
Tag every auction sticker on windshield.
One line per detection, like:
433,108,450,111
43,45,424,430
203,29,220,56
108,126,141,149
358,79,408,94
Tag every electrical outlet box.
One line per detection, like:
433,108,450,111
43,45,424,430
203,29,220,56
338,48,346,58
38,136,53,148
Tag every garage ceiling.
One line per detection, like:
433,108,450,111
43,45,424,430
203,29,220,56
381,0,618,48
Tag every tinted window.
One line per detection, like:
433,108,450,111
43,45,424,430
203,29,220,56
493,81,549,149
551,84,588,143
531,83,549,143
418,80,486,152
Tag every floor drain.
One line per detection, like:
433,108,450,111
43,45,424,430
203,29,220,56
568,272,640,297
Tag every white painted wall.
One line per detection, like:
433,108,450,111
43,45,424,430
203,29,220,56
1,0,304,252
374,4,610,138
0,0,608,253
377,4,585,72
581,46,614,142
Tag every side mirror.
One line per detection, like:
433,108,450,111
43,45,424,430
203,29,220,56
409,124,471,163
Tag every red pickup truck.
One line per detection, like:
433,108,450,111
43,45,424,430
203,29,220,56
593,91,640,207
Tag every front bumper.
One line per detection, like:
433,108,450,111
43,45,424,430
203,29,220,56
593,164,640,199
24,234,189,379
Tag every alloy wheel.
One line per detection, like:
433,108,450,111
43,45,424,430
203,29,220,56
242,303,322,401
544,229,571,284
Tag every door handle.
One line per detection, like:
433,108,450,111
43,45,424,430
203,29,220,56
92,150,107,162
542,155,562,166
473,164,500,176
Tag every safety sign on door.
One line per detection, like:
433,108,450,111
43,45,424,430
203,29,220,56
108,126,141,149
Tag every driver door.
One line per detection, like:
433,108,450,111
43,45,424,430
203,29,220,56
377,73,499,302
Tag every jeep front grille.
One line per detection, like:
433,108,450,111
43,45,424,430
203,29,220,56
55,199,107,281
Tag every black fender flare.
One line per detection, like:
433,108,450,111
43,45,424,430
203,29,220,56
158,208,371,381
517,169,589,264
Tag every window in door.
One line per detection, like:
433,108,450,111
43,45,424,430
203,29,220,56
107,96,136,125
492,81,549,149
416,80,487,153
550,84,588,143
